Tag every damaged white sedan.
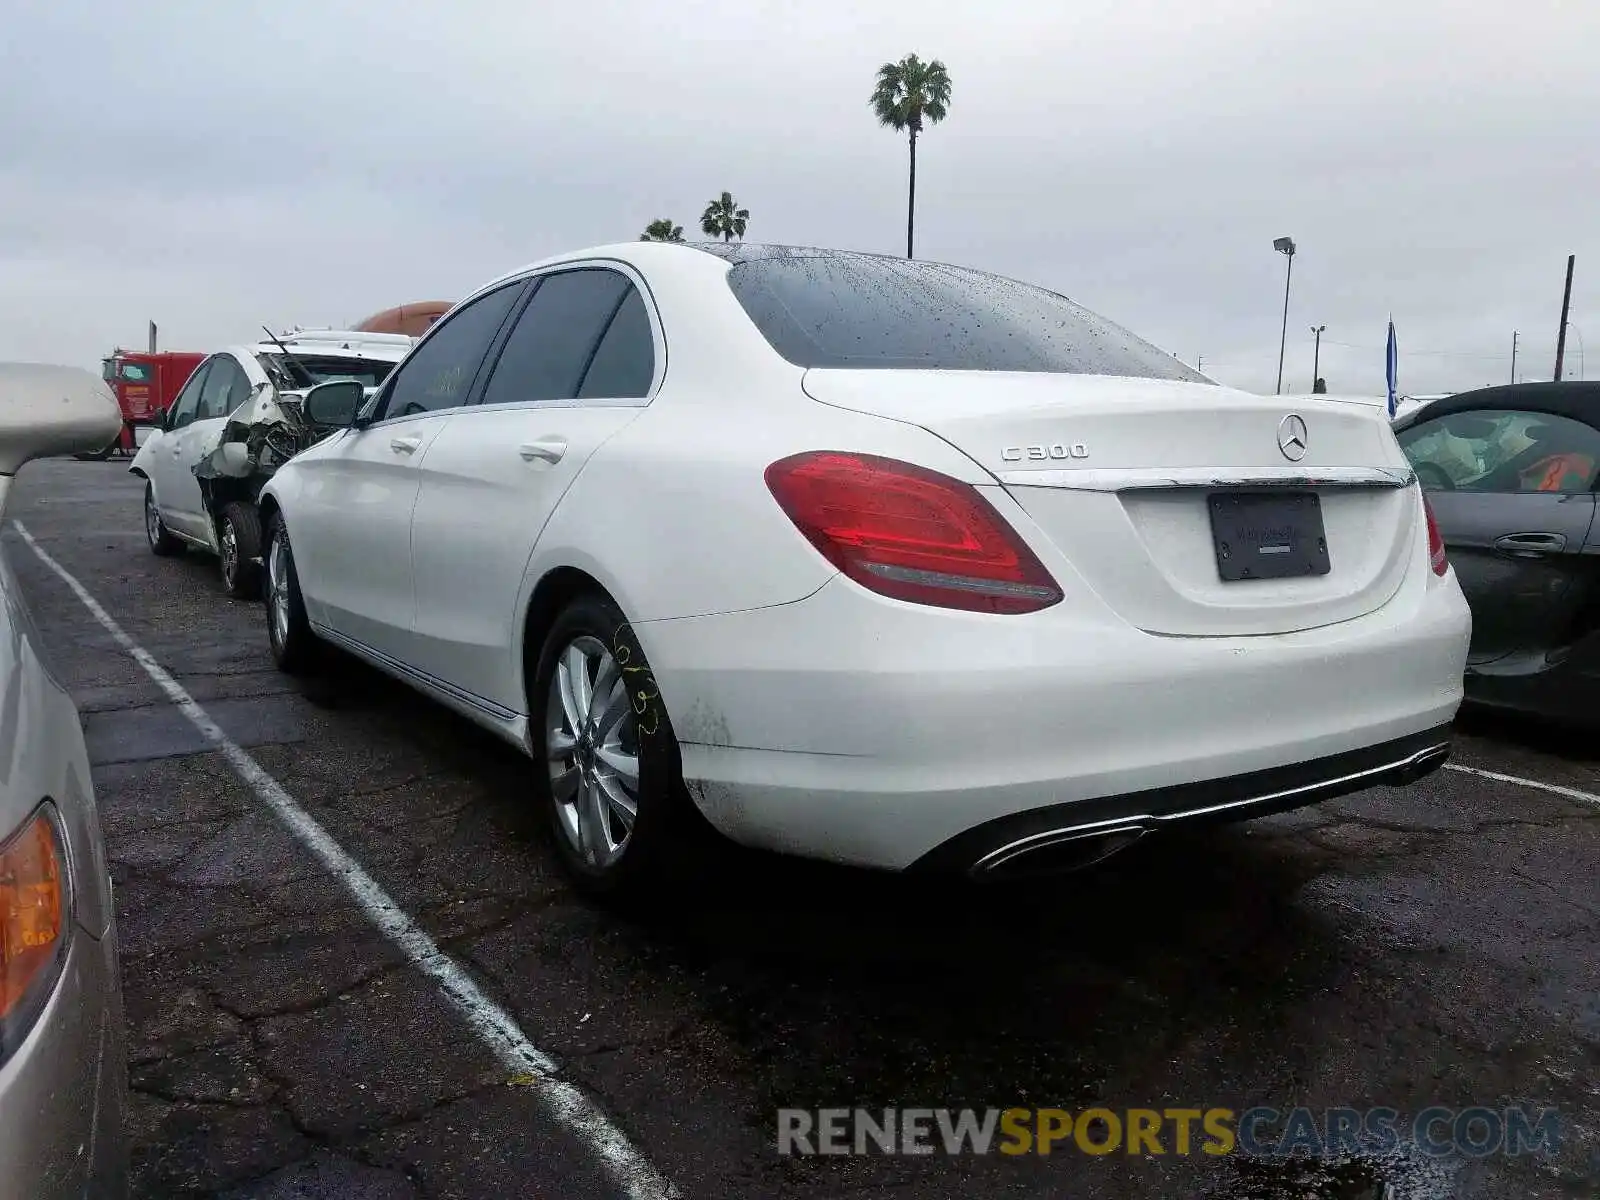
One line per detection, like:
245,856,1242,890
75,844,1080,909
130,330,412,597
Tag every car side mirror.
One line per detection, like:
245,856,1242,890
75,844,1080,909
303,379,365,428
0,364,123,513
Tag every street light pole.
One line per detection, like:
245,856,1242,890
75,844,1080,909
1273,237,1297,394
1310,324,1325,391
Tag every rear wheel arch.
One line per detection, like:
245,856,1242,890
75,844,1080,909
520,567,613,711
518,567,679,726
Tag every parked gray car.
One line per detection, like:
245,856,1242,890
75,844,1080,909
0,363,129,1198
1394,381,1600,722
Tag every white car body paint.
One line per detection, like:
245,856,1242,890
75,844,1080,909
262,243,1473,872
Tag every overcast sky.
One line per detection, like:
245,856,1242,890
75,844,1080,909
2,0,1595,396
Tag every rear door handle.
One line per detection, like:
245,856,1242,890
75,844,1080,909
519,437,568,464
1494,532,1567,557
390,435,423,455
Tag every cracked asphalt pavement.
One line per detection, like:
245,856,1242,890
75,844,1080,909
7,459,1599,1199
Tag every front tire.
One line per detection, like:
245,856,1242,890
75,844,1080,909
219,502,263,599
144,482,182,556
263,513,319,674
530,593,688,898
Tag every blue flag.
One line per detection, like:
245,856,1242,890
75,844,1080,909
1385,320,1398,418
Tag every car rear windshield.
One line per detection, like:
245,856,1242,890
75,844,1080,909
261,354,398,389
723,253,1211,381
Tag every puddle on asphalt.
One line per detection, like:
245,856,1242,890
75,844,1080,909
1212,1149,1456,1200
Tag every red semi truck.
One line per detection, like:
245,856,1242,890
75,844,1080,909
87,349,205,459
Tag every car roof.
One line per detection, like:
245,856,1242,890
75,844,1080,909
1392,381,1600,430
481,240,1052,295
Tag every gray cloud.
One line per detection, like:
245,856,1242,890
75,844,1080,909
3,0,1596,395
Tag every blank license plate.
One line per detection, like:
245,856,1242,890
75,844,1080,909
1207,491,1330,582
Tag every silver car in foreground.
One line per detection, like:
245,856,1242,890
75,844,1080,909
0,363,129,1198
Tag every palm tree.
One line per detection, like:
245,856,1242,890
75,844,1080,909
869,54,952,260
639,218,683,242
699,192,749,243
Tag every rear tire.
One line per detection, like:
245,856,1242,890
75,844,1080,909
529,593,692,899
219,502,263,599
74,437,118,462
144,482,182,557
263,513,319,674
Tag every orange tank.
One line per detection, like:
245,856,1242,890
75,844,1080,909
354,302,453,337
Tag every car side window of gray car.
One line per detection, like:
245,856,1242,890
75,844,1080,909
478,269,643,406
1398,409,1600,494
198,357,248,421
167,361,211,430
379,282,525,421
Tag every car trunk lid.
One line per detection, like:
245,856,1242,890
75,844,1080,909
801,369,1420,636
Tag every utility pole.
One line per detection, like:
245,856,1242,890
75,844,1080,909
1510,331,1518,383
1310,325,1325,392
1554,254,1575,381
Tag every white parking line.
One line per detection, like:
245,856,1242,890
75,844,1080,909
14,523,679,1200
1444,762,1600,808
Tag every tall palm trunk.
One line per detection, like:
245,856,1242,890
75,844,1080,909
906,127,918,259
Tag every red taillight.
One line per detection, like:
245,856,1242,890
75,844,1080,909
1422,493,1448,576
764,451,1063,614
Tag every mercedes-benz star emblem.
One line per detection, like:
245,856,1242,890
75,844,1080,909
1277,413,1308,462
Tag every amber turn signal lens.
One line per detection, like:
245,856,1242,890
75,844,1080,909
0,810,66,1023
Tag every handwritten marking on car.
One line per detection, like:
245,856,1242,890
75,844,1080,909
1443,762,1600,808
1000,443,1089,462
13,521,680,1200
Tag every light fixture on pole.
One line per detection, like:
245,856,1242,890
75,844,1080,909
1273,237,1296,394
1310,324,1325,392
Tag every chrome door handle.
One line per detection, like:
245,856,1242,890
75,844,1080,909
519,437,567,464
1493,532,1566,557
390,435,423,455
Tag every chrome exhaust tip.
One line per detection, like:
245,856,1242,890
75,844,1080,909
971,826,1147,880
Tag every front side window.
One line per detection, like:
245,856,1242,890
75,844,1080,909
723,252,1211,381
197,357,250,420
167,361,211,429
120,362,153,383
380,282,524,420
1398,408,1600,493
479,269,639,407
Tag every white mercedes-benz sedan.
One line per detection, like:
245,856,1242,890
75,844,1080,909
258,242,1471,892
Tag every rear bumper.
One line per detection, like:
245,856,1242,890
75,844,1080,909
641,564,1471,872
912,725,1450,876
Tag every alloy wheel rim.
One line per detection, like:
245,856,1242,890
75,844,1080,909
145,492,161,546
221,523,237,585
545,634,640,869
267,535,291,646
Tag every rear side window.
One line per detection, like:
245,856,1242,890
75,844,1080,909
1398,408,1600,493
578,288,655,399
724,253,1210,381
480,269,635,406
